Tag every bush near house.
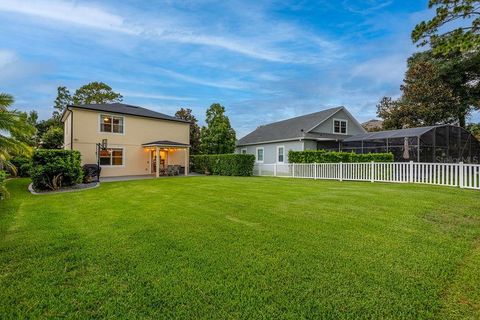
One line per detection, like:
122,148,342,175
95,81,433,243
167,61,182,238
10,155,32,177
288,150,394,163
190,154,255,176
30,150,83,191
0,170,7,199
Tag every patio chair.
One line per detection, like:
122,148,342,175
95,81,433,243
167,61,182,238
173,165,181,175
166,165,176,176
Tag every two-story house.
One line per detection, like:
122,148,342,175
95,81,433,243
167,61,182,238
236,106,365,164
62,103,190,177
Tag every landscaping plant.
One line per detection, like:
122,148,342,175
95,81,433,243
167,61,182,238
10,156,32,177
288,150,394,163
190,154,255,176
0,170,7,199
30,150,83,191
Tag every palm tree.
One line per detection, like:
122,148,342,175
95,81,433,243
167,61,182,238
0,93,34,173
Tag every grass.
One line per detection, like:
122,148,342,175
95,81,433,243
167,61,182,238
1,177,480,319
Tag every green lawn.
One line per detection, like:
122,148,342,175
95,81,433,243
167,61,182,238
1,177,480,319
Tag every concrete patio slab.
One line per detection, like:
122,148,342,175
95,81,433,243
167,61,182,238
100,173,202,183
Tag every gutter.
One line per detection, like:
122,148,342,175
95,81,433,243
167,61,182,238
68,105,190,124
70,108,73,150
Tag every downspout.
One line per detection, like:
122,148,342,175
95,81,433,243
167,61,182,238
70,108,73,150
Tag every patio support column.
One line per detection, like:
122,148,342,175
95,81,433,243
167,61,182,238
155,146,160,178
185,148,189,176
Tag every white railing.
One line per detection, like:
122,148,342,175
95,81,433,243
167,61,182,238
254,161,480,190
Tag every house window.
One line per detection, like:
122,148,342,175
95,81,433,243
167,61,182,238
256,147,264,163
100,114,124,133
99,148,124,166
277,146,285,163
334,119,347,134
241,148,247,154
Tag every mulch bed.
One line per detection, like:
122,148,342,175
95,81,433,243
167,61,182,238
28,182,99,195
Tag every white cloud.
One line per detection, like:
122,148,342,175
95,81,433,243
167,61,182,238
349,54,407,86
342,0,393,15
0,0,138,34
121,91,197,101
155,67,249,90
0,49,17,68
154,31,287,62
0,0,339,64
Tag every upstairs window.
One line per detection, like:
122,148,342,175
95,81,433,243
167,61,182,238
334,119,347,134
100,114,124,133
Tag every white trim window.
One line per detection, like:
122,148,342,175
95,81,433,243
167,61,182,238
333,119,347,134
256,147,264,163
277,146,285,163
241,148,247,154
100,114,124,134
99,148,124,166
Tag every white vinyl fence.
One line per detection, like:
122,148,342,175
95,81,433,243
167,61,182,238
254,161,480,190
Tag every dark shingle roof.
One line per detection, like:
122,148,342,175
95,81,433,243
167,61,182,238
237,107,344,145
68,103,189,123
343,126,438,141
142,140,189,147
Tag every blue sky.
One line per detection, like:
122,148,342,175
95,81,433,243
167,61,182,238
1,0,477,137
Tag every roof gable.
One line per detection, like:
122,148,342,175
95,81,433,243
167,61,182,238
237,106,346,145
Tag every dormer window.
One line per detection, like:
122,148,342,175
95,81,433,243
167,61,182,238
100,114,124,134
333,119,347,134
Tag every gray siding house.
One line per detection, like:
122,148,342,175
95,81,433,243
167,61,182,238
236,106,366,164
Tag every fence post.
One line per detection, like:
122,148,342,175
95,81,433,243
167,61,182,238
292,163,295,178
459,162,464,188
370,161,374,182
314,162,317,180
274,163,277,177
409,161,414,183
339,162,343,182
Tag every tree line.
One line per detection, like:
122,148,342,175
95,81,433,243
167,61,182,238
375,0,480,139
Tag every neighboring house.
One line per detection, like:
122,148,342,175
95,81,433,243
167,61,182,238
62,103,190,177
237,106,480,163
236,106,365,164
362,119,383,132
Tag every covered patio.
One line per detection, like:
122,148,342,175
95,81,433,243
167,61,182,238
142,140,190,177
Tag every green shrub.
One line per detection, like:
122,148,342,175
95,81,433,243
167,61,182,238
10,155,32,177
0,170,7,199
190,154,255,176
288,150,394,163
31,150,83,191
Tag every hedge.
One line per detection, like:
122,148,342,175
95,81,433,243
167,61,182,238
10,155,32,177
190,154,255,176
31,149,83,191
288,150,394,163
0,170,7,199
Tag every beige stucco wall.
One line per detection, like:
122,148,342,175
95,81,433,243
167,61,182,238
66,108,190,177
63,112,72,150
